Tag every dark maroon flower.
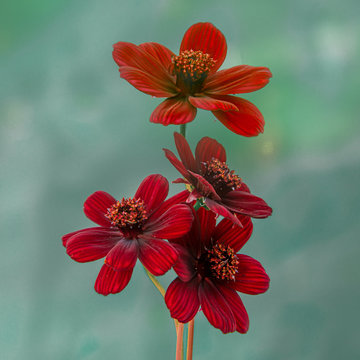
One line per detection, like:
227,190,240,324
62,174,193,295
112,22,272,136
165,207,269,334
163,132,272,226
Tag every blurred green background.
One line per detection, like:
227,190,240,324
1,0,359,359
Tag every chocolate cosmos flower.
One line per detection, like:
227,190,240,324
165,207,270,334
62,174,193,295
112,22,272,136
164,132,272,226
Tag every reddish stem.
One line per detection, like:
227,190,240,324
186,319,195,360
176,322,184,360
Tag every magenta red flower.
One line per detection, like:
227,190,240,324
165,207,269,334
62,174,193,295
164,132,272,226
112,22,272,136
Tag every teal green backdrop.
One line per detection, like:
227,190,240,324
1,0,359,359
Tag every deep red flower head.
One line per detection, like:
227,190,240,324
112,22,272,136
165,207,270,334
163,132,272,226
62,174,193,295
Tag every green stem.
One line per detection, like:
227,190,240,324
180,124,186,138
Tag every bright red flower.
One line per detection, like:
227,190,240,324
112,22,272,136
163,132,272,226
62,174,193,295
165,207,269,334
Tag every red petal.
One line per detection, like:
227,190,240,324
213,215,253,252
204,199,242,226
165,278,200,323
204,65,272,95
113,42,177,97
230,254,270,295
195,136,226,170
188,171,221,201
83,191,116,227
199,279,236,334
95,264,133,295
104,239,138,270
172,243,196,282
138,238,178,276
196,207,216,248
216,284,249,333
62,226,102,247
139,42,175,69
150,96,197,125
163,148,190,179
222,190,272,218
150,190,190,219
180,23,227,73
135,174,169,212
66,228,122,263
212,95,265,136
188,95,238,111
174,132,196,171
144,204,193,240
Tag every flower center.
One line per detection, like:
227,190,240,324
203,158,242,195
206,243,239,281
172,50,216,94
105,197,148,230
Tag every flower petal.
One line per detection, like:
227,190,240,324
62,226,103,247
204,65,272,95
83,191,116,227
95,264,133,295
138,238,178,276
104,238,138,270
216,284,249,333
222,190,272,218
199,279,236,334
196,206,217,248
150,190,190,219
113,42,178,97
165,277,200,323
213,215,253,252
163,148,190,179
230,254,270,295
174,132,197,171
204,199,242,226
139,42,175,70
172,243,197,282
212,95,265,136
150,96,197,125
180,22,227,73
195,136,226,170
188,95,238,111
66,228,122,263
144,204,193,240
188,171,221,201
135,174,169,212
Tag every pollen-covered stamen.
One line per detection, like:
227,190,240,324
203,158,242,194
172,50,216,82
207,243,239,281
105,197,148,229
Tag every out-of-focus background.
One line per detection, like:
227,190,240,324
1,0,359,359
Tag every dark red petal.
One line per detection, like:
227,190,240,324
104,239,138,270
144,204,193,240
195,137,226,170
213,215,253,252
165,278,200,323
180,23,227,73
150,96,197,125
113,42,178,97
204,199,242,226
174,132,196,171
150,190,190,219
171,243,196,282
222,190,272,218
62,227,103,247
199,279,236,334
172,178,189,184
66,228,122,263
95,264,133,295
212,95,265,137
196,207,216,248
139,42,175,69
188,95,238,111
83,191,116,227
135,174,169,212
188,171,221,201
216,284,249,333
203,65,272,95
163,148,190,179
230,254,270,295
138,238,178,276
